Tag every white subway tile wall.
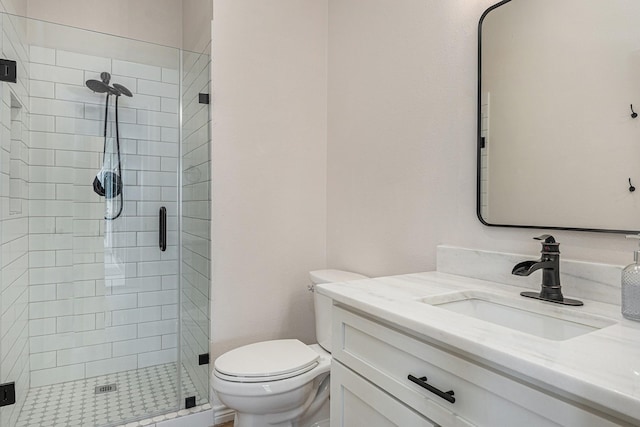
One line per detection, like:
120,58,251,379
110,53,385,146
28,44,180,387
180,47,211,404
0,13,31,427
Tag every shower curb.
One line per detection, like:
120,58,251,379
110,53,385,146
115,403,213,427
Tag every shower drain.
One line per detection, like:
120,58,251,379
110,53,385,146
95,384,117,394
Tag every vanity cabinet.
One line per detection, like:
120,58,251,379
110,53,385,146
330,305,622,427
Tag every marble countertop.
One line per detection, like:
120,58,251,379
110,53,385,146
317,272,640,423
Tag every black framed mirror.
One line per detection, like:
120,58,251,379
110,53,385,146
477,0,640,233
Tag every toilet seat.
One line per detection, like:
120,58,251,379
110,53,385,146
214,339,320,383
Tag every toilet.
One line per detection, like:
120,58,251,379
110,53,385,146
212,269,368,427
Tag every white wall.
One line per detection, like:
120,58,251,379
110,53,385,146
26,0,183,49
211,0,328,357
326,0,634,277
183,0,213,53
0,0,26,15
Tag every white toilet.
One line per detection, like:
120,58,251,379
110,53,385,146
212,269,368,427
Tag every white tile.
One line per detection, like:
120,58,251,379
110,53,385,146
30,98,84,118
161,158,178,173
55,150,99,168
29,331,75,353
29,318,57,336
30,46,56,65
137,348,176,368
109,74,138,93
112,60,161,81
57,314,96,332
55,117,102,136
125,186,162,201
31,363,85,387
138,290,177,307
119,92,161,111
161,127,179,143
162,275,178,290
161,98,178,113
28,234,72,251
30,351,57,370
137,110,178,128
109,276,162,294
137,172,177,188
57,50,111,73
29,284,56,302
112,336,161,357
30,63,84,85
30,115,55,133
29,166,76,184
30,80,55,98
57,83,105,105
111,307,162,326
29,148,55,166
162,68,179,84
161,304,177,319
138,319,177,338
57,343,112,366
137,140,178,158
138,80,178,99
84,103,136,123
122,154,161,171
57,281,96,299
119,122,161,141
29,250,56,267
161,334,177,349
30,265,73,285
85,354,137,377
29,299,73,319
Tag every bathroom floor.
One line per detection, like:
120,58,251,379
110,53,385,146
15,363,205,427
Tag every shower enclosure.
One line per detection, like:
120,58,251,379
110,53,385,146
0,12,211,427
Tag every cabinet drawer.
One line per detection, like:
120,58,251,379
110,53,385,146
331,360,438,427
332,306,620,427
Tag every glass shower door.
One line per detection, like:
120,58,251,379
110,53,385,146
0,12,211,427
22,15,183,427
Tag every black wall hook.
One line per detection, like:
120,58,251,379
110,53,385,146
630,178,636,192
631,104,638,119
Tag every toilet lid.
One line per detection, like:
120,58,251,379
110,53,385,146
214,339,319,381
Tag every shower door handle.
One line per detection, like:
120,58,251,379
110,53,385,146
159,207,167,251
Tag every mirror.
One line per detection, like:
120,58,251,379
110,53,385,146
478,0,640,233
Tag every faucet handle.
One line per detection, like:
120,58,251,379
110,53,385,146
534,234,556,243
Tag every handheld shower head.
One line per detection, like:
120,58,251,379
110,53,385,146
113,83,132,97
86,79,119,95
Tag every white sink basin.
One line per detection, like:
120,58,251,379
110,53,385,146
421,290,616,341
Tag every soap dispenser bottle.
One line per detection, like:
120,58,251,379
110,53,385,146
622,235,640,321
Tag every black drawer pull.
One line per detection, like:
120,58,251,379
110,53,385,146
408,374,456,404
159,207,167,251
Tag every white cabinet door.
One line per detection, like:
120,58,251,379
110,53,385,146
331,361,440,427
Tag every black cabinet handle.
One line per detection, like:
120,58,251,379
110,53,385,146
159,207,167,251
408,374,456,404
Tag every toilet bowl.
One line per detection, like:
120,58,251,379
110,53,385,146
212,270,368,427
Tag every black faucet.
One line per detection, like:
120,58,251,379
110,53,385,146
511,235,583,306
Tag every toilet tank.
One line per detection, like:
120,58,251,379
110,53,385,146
309,269,368,352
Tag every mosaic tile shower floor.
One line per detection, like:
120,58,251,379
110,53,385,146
15,363,204,427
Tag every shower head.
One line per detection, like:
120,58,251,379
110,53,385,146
113,83,132,97
86,79,119,95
